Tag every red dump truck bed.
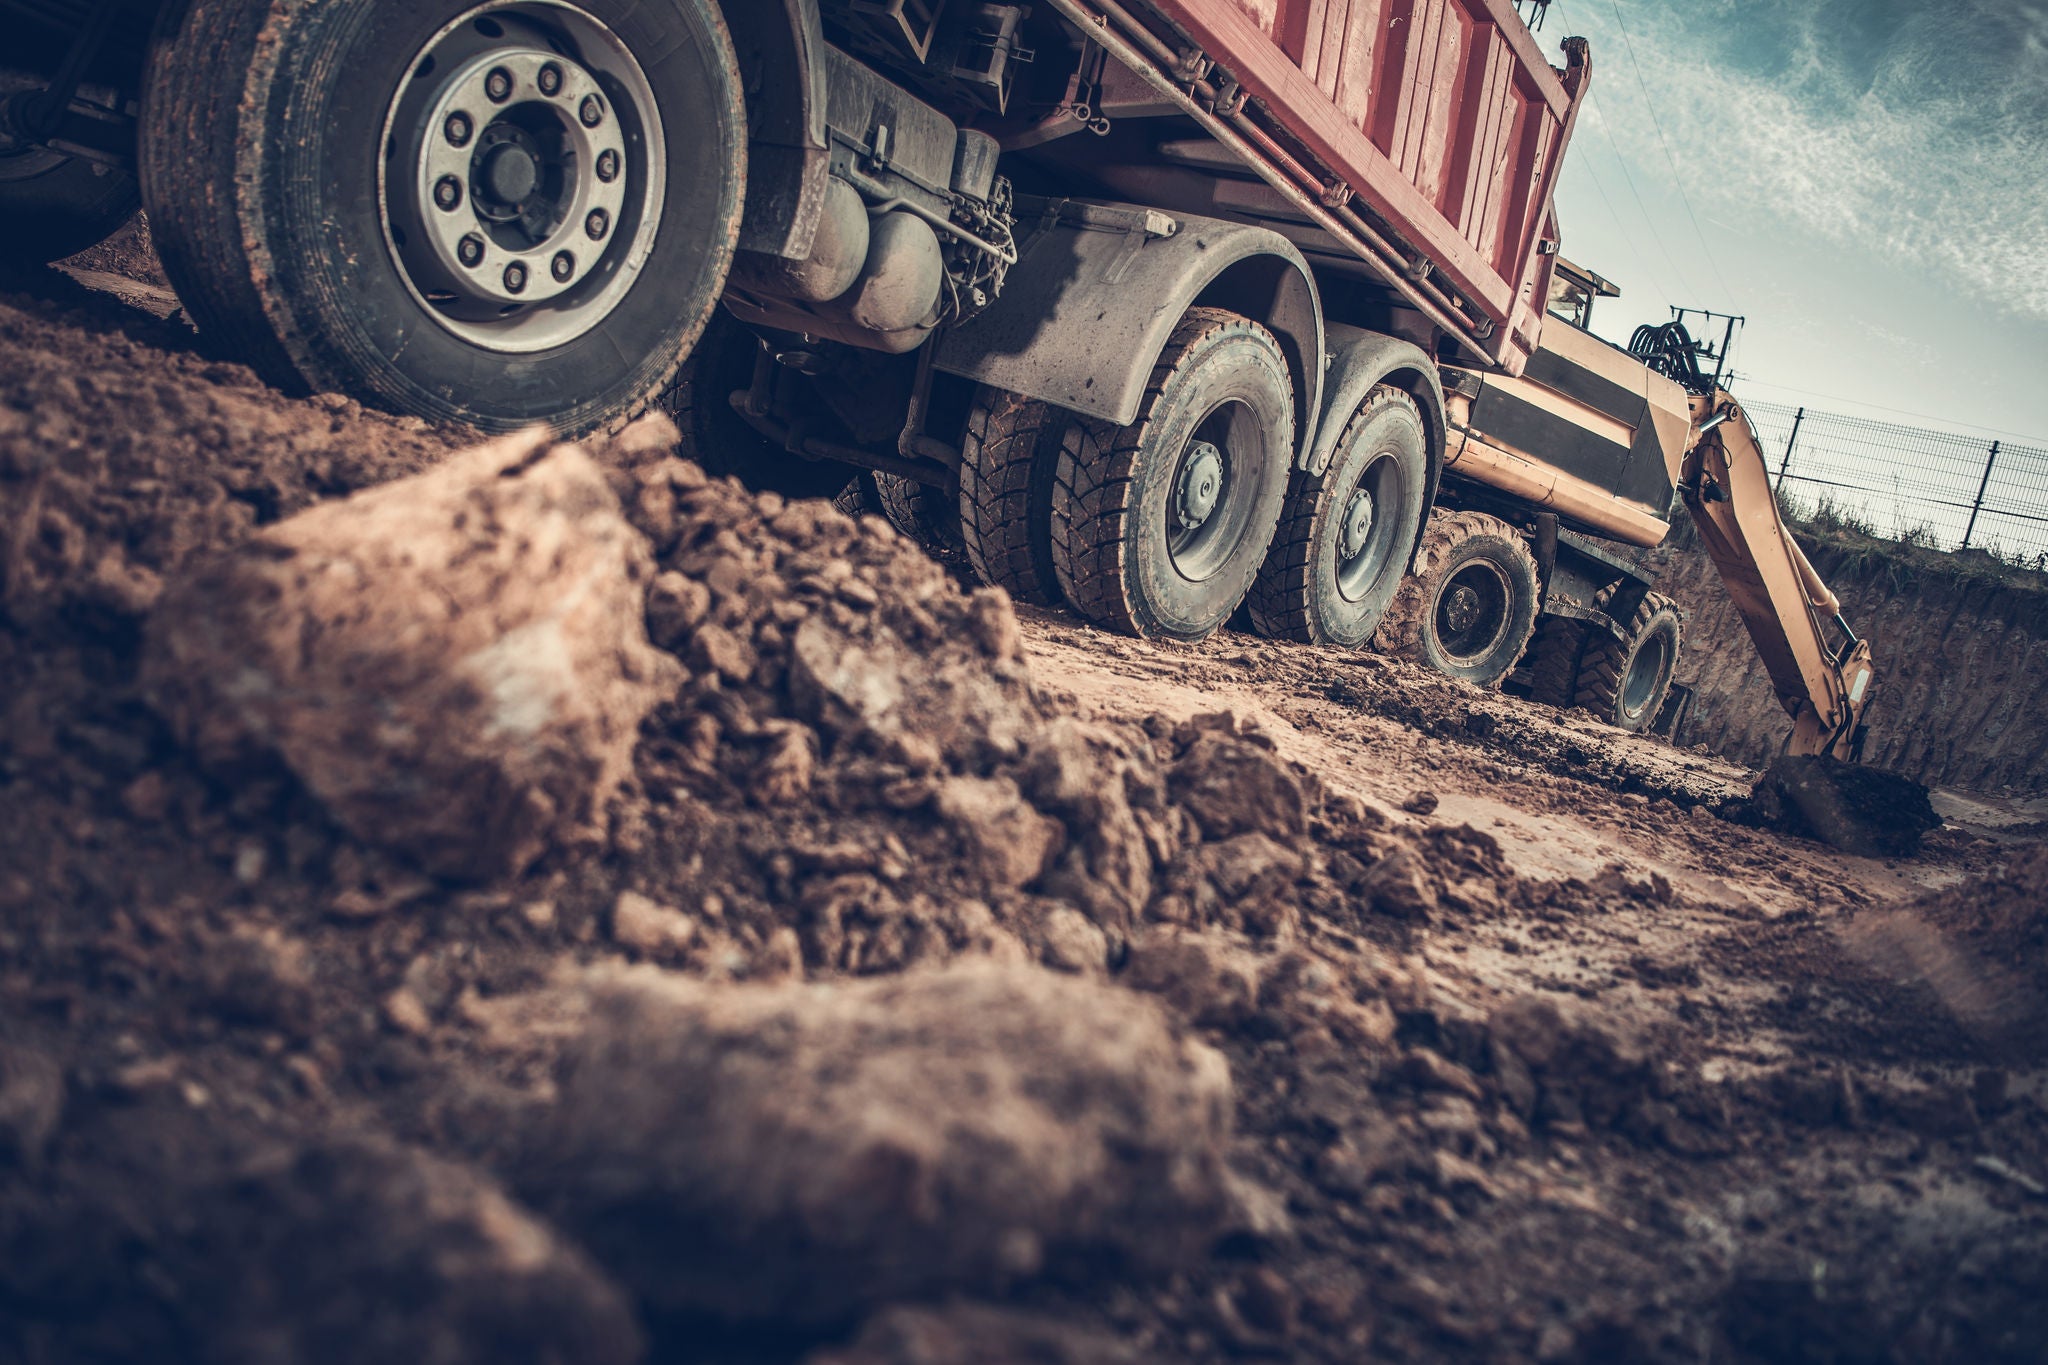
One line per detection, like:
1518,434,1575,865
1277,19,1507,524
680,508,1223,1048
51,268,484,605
1052,0,1587,374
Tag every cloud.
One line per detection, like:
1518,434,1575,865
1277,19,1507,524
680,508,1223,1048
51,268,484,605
1559,0,2048,321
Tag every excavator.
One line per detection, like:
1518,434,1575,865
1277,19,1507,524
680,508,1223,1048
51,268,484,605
1436,272,1931,855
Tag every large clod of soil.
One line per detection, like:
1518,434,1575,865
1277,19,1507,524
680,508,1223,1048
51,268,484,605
528,961,1248,1325
142,426,680,879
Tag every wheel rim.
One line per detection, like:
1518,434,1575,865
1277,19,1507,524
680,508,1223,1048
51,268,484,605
378,1,665,353
1621,628,1673,720
1166,400,1262,582
1333,451,1407,603
1433,560,1513,664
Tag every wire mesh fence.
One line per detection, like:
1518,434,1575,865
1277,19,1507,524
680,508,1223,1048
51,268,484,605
1743,399,2048,566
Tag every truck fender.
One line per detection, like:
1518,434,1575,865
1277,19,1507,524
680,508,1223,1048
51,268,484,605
719,0,830,260
933,203,1323,458
1315,324,1448,565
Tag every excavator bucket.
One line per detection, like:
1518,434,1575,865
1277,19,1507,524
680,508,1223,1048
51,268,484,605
1749,755,1941,858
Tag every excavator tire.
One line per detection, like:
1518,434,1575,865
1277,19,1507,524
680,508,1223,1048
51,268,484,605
1247,385,1427,647
959,387,1067,605
1051,307,1293,641
1577,591,1683,733
1375,510,1539,687
1524,615,1590,709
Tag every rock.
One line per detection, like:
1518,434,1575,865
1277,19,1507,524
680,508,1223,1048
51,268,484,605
0,1042,64,1163
965,587,1023,662
174,1136,642,1365
528,962,1242,1323
1401,790,1440,816
1362,844,1439,919
1123,930,1263,1025
689,621,757,683
787,617,1033,770
1022,719,1157,929
1037,905,1110,972
752,721,816,806
645,571,710,648
1168,734,1307,842
807,1304,1134,1365
1488,993,1652,1130
382,986,434,1037
143,429,680,880
935,775,1061,890
611,890,696,954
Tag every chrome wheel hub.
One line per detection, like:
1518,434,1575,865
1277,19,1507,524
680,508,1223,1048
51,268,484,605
1176,441,1225,531
1338,487,1376,561
380,3,664,353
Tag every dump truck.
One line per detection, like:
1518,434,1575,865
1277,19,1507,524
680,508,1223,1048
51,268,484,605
2,0,1893,795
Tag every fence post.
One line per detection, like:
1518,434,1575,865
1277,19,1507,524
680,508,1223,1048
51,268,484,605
1962,440,2001,548
1774,407,1805,492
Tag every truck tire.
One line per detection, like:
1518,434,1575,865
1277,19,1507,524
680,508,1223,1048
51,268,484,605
1246,384,1426,646
1051,307,1293,641
660,311,852,499
1375,510,1539,687
873,471,961,550
959,387,1066,605
0,149,139,265
1577,591,1682,733
140,0,743,437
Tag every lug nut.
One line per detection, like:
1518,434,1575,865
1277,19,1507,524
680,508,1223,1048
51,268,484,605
537,62,563,96
457,234,485,267
503,261,527,293
595,148,619,182
579,94,604,127
485,67,513,102
551,250,575,282
432,175,463,211
444,111,473,147
584,207,609,240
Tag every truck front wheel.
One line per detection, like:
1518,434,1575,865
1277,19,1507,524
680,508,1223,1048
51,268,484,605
1051,308,1293,641
141,0,743,436
1247,384,1426,646
1376,510,1539,687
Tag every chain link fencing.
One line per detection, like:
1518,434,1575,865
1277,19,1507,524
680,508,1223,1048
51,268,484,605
1739,399,2048,567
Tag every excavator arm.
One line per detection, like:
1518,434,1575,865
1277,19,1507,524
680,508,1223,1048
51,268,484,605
1677,390,1876,761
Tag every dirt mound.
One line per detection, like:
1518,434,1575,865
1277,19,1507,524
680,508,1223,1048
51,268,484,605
1746,754,1941,857
2,282,2045,1365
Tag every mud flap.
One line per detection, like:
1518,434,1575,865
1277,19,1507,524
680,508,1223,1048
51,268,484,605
1746,755,1940,858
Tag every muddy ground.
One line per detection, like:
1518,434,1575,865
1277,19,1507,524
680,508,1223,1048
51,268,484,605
1,250,2044,1365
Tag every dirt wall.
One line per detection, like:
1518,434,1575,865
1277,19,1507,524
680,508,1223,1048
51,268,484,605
1651,528,2048,796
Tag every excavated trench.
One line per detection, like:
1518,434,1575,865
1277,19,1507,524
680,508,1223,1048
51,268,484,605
0,244,2044,1365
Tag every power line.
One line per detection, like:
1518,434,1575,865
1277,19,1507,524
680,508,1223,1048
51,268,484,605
1547,0,1698,300
1583,87,1698,301
1603,0,1739,308
1570,153,1672,311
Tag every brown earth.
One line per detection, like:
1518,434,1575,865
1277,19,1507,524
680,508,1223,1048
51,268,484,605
1653,521,2048,797
1,257,2045,1365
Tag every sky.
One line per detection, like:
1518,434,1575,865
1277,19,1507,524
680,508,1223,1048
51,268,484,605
1536,0,2048,447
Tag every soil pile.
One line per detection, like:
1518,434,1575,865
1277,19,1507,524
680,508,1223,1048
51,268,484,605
1,281,2045,1364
